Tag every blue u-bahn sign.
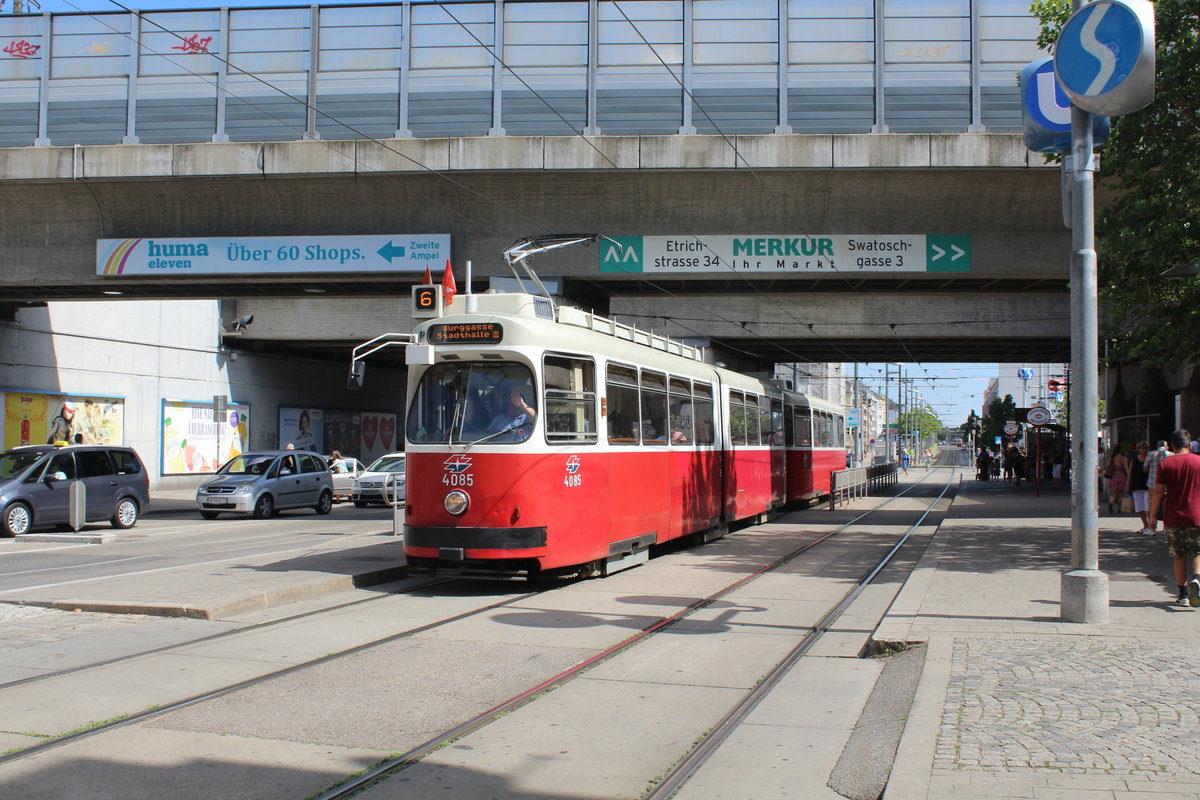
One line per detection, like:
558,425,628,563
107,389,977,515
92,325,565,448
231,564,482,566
1021,57,1109,153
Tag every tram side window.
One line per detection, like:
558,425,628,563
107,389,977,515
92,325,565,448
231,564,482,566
746,393,763,445
784,404,795,447
769,398,784,446
832,414,845,448
729,391,748,446
693,383,715,444
796,406,813,446
813,411,832,447
640,371,668,444
606,364,640,444
544,355,597,444
668,377,693,444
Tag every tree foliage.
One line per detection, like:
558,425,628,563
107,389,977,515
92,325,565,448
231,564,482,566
897,406,945,442
1032,0,1200,368
982,394,1019,445
960,409,983,442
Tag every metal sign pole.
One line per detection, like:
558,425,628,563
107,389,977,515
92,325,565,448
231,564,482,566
1062,77,1107,623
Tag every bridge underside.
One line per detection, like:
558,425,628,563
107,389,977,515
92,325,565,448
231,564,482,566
0,135,1075,366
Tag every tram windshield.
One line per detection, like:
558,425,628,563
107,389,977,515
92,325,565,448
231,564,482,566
406,362,537,445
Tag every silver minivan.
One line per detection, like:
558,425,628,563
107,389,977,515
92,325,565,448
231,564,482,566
196,450,333,519
0,444,150,536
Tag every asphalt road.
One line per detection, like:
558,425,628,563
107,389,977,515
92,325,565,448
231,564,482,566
0,499,402,596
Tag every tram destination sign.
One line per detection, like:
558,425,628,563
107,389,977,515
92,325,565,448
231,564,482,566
600,234,971,274
98,234,450,276
428,322,504,344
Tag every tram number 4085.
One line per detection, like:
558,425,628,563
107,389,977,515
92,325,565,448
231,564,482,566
564,474,582,487
442,473,474,487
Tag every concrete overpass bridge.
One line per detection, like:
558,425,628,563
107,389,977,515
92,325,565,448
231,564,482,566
0,1,1074,370
1,132,1070,367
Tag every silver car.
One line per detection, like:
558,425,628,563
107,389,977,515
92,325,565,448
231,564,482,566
196,450,333,519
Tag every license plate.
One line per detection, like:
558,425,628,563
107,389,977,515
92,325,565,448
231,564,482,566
206,498,230,506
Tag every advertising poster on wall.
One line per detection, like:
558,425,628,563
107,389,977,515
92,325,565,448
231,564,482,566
278,407,324,452
318,410,398,462
323,412,360,458
162,400,250,475
360,412,398,463
2,391,124,448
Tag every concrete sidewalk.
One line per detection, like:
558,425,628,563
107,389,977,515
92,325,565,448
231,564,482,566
877,476,1200,799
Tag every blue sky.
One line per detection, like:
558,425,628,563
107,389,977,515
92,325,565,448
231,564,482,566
850,362,998,429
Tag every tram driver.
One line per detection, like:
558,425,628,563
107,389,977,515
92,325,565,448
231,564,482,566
488,388,538,441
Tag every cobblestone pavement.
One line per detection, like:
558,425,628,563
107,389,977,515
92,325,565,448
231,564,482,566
0,603,157,649
937,636,1200,777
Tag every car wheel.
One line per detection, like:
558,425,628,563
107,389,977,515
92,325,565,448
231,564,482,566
1,502,32,537
315,489,333,516
353,500,368,508
200,511,220,520
111,497,140,529
253,494,275,519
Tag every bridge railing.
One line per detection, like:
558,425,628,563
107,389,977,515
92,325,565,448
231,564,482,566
828,462,898,511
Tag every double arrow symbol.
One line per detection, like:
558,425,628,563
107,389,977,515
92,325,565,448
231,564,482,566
930,244,966,262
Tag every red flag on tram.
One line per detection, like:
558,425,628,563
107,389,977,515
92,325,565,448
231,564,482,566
421,265,432,285
441,258,457,305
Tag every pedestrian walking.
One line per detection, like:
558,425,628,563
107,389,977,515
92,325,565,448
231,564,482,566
1148,430,1200,607
1129,441,1151,534
1104,446,1130,514
1144,439,1171,534
898,446,910,475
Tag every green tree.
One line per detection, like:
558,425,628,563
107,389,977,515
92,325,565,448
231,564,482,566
960,409,982,444
898,406,945,443
982,394,1018,446
1031,0,1200,368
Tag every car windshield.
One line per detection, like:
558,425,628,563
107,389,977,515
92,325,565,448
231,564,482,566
406,361,536,445
367,456,405,472
0,450,48,479
218,454,276,475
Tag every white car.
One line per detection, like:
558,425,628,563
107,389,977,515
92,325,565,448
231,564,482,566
351,452,406,507
327,457,365,502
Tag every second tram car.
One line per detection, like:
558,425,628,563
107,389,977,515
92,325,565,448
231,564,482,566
399,288,845,579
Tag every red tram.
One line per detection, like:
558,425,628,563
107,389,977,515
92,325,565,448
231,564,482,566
399,288,845,578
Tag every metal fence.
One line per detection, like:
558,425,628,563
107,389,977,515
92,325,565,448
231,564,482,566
0,0,1042,147
828,461,897,510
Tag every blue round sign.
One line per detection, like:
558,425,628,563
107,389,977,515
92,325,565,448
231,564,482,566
1054,0,1155,116
1017,368,1034,380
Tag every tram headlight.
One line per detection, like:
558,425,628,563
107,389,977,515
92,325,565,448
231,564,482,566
444,490,470,516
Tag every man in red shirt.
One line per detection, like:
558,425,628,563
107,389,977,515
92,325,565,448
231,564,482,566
1149,429,1200,607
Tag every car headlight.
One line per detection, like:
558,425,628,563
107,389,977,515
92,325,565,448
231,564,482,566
444,490,469,516
233,485,252,494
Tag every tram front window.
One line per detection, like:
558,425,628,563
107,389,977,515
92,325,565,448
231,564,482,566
406,362,537,445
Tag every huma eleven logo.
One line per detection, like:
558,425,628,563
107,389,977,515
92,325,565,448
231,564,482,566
599,236,643,273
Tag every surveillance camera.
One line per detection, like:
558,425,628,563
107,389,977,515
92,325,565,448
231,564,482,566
228,314,254,332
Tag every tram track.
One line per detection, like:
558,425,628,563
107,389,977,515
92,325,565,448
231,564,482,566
0,472,951,797
0,578,537,766
306,471,956,800
0,577,456,693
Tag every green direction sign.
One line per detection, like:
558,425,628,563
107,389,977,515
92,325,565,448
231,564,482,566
926,235,971,272
599,234,971,274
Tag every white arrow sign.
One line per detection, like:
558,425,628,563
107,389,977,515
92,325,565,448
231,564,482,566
951,245,966,261
931,244,945,261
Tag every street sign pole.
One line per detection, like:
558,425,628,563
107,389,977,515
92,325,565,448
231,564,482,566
1052,0,1155,623
1061,1,1105,624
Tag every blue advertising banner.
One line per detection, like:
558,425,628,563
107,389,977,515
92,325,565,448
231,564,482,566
98,234,450,276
